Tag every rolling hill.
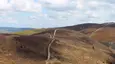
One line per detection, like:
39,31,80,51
14,22,115,42
0,22,114,64
61,22,115,42
13,22,115,42
0,29,114,64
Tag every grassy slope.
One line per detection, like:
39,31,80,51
14,26,115,43
0,29,114,64
80,27,115,42
14,26,115,42
12,29,114,64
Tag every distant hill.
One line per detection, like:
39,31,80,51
63,23,103,31
0,27,34,33
62,22,115,42
63,22,115,31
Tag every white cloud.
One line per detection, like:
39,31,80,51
0,0,42,12
39,0,76,11
37,0,115,27
10,0,42,12
46,0,69,6
40,0,69,7
7,17,18,23
76,0,85,9
0,0,115,28
0,0,12,10
88,1,100,7
0,17,17,23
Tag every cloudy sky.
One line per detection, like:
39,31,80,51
0,0,115,28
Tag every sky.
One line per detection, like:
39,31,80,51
0,0,115,28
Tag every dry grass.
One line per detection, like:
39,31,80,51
81,27,115,42
0,29,114,64
14,29,45,35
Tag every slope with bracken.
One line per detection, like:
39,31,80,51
0,29,114,64
62,23,115,42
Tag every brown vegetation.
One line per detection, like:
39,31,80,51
0,29,114,64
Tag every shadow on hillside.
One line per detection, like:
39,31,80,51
108,54,115,64
14,36,50,60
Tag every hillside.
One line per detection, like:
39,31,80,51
0,29,114,64
63,22,115,31
61,23,115,42
80,27,115,42
14,22,115,43
63,23,103,31
14,22,115,42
